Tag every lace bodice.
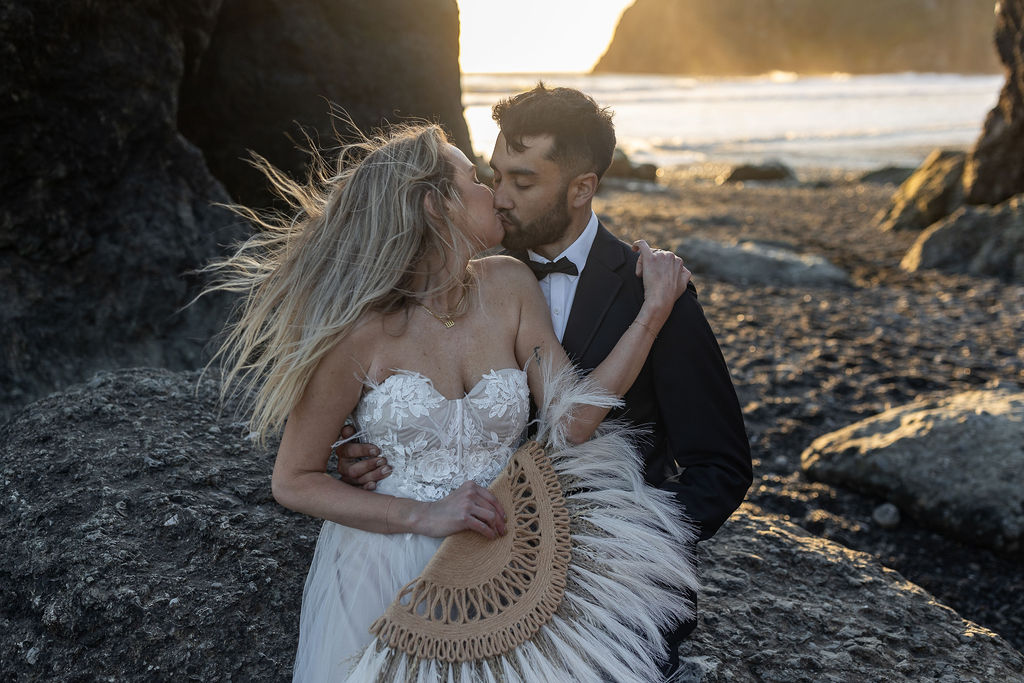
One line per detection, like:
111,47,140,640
351,368,530,502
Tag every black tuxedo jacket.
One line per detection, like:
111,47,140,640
525,224,751,541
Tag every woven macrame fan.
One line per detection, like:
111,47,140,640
369,440,571,662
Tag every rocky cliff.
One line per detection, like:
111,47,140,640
0,0,469,424
873,0,1024,281
594,0,1000,76
177,0,471,206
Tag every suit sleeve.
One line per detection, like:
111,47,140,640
651,283,752,542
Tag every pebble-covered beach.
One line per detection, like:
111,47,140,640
595,167,1024,650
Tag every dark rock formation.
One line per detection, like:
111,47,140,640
964,0,1024,205
872,2,1024,280
901,194,1024,279
5,370,1023,680
873,149,966,232
716,161,796,184
0,368,308,681
802,388,1024,556
0,0,238,427
594,0,1000,76
178,0,471,206
677,505,1024,681
0,0,471,425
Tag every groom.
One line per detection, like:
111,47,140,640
340,84,751,674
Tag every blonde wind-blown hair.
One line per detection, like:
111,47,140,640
204,123,477,443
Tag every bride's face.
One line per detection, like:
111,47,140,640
445,145,504,251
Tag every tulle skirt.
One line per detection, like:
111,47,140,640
292,519,443,681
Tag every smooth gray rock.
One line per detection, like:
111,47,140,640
676,506,1024,682
902,194,1024,282
874,149,966,232
802,389,1024,556
716,161,796,184
964,0,1024,206
872,502,902,530
676,237,851,287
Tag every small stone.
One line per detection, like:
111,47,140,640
872,503,901,529
163,514,179,527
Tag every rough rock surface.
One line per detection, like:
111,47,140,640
0,0,238,426
0,368,313,681
4,370,1022,681
801,389,1024,556
676,505,1024,682
873,149,965,232
178,0,471,206
594,0,1000,76
902,194,1024,281
1,0,472,426
964,0,1024,205
675,237,851,288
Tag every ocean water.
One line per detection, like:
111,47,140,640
462,72,1003,172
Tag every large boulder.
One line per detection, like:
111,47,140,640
178,0,471,206
964,0,1024,205
901,194,1024,281
0,0,238,426
716,161,796,184
801,389,1024,556
873,149,966,232
676,237,851,287
594,0,1000,76
5,371,1023,681
677,505,1024,682
0,368,311,681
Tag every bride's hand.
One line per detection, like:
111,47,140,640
632,240,691,318
415,481,506,539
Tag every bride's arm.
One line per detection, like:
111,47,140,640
512,241,690,444
271,329,506,538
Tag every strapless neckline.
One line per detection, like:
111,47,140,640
366,367,526,403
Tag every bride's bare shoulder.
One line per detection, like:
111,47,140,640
472,254,535,286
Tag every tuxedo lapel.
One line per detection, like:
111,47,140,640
561,224,625,362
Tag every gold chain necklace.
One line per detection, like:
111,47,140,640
417,287,467,329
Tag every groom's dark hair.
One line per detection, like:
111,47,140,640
492,83,616,179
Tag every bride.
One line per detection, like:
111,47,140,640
207,123,697,681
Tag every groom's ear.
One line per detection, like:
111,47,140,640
567,172,598,208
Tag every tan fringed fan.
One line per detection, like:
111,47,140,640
369,441,571,662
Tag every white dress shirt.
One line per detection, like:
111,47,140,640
528,212,599,342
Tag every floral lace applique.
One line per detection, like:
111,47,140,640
353,368,529,502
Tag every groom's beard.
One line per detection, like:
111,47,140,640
499,187,572,252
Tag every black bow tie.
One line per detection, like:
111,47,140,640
527,256,579,280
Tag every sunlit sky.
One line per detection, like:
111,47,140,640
458,0,636,73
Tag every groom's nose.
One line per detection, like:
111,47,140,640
492,183,512,211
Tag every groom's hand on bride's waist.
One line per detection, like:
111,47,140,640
335,424,391,490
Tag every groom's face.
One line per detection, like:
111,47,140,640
490,133,572,252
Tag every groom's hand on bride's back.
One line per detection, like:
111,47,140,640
335,424,392,490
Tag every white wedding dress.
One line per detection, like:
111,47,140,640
292,366,699,683
292,368,531,681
